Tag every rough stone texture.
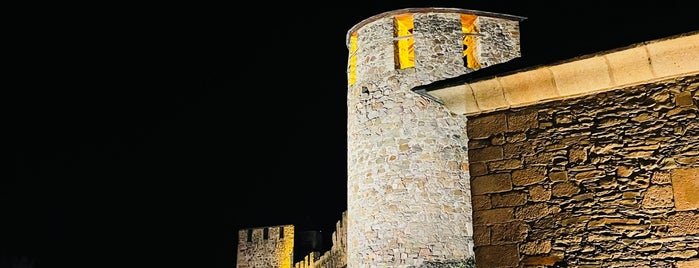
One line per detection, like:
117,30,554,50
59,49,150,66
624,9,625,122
294,212,348,268
672,168,699,211
346,9,521,268
468,74,699,267
237,225,295,268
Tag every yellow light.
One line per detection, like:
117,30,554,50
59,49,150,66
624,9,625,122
461,14,480,69
349,32,358,85
394,14,415,69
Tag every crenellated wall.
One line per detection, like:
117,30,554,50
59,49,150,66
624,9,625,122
237,225,294,268
237,8,698,268
294,212,347,268
467,74,699,267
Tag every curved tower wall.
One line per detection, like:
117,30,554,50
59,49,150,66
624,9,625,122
345,8,523,267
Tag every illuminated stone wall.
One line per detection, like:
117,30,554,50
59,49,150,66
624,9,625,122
346,8,522,267
237,225,294,268
294,212,347,268
467,74,699,267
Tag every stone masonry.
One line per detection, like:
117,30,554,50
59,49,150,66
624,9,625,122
467,74,699,267
236,7,699,268
346,8,523,267
294,212,347,268
237,225,295,268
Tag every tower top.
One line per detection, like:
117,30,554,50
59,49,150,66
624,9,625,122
346,7,526,48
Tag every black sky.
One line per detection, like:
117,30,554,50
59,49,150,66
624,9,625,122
8,1,699,268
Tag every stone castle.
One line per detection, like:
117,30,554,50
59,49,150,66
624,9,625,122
237,7,699,268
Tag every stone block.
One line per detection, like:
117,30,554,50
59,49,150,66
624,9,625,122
512,167,547,186
490,220,529,244
671,168,699,211
549,171,568,182
426,84,477,115
471,173,512,195
604,46,654,86
646,34,699,78
487,159,523,171
677,259,699,268
521,254,563,266
467,113,507,139
676,91,695,107
469,146,504,162
668,211,699,236
507,110,538,132
520,240,552,255
472,195,492,210
473,208,514,225
551,182,580,197
474,244,519,268
469,78,509,112
491,192,527,207
641,185,674,208
549,55,612,96
473,225,490,246
500,67,559,107
515,203,550,221
529,185,551,202
470,162,488,177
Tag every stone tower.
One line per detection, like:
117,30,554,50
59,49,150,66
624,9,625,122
237,225,294,268
345,8,524,267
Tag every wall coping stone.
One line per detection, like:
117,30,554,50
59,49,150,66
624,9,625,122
427,31,699,115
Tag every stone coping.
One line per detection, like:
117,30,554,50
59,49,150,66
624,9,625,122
427,31,699,115
345,7,526,48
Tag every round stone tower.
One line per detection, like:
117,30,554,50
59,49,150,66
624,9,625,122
345,8,524,267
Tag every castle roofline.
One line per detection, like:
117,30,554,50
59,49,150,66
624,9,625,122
419,31,699,115
345,7,526,48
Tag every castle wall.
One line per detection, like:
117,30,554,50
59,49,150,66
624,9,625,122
294,212,347,268
466,74,699,267
237,225,294,268
346,8,522,267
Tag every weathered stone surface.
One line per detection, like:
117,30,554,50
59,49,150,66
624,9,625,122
473,226,490,246
551,182,580,197
671,168,699,211
650,171,671,184
474,245,519,267
345,10,525,267
469,146,504,162
507,110,538,132
467,113,507,139
512,167,547,186
470,162,488,177
472,195,492,210
515,203,551,221
549,171,568,182
471,173,512,195
668,211,699,236
520,240,552,255
676,259,699,268
529,185,551,202
641,185,674,208
490,221,529,244
487,159,523,171
474,208,514,225
491,192,527,208
467,75,699,267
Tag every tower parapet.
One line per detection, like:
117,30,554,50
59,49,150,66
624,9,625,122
345,7,524,267
237,225,294,268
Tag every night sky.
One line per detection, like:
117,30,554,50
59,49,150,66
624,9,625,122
8,1,698,268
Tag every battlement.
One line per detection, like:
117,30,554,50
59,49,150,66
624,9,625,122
294,212,347,268
345,7,524,88
238,224,294,243
237,225,294,268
